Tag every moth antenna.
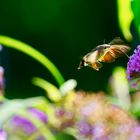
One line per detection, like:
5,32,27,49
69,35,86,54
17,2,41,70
103,39,106,44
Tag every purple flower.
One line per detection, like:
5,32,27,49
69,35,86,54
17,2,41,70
11,108,48,137
77,120,92,136
0,129,7,140
28,108,48,123
127,45,140,88
12,115,36,134
92,122,106,139
128,126,140,140
0,66,5,90
81,101,98,116
55,107,65,117
131,125,140,136
0,45,3,51
37,136,45,140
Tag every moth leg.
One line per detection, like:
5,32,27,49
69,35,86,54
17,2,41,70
91,61,102,71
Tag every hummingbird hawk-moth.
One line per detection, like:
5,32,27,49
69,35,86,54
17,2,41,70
78,37,130,71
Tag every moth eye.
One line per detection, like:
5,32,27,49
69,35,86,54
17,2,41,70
78,59,86,69
81,59,85,66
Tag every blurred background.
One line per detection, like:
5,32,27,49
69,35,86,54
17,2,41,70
0,0,130,98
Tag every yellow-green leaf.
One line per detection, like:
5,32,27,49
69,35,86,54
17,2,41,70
32,77,62,102
117,0,134,41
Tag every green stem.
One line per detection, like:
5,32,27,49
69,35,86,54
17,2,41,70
0,35,65,86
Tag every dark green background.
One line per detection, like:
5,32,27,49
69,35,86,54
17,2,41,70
0,0,127,98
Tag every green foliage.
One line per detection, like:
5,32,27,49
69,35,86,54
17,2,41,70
0,35,65,86
117,0,140,40
108,67,131,110
117,0,133,41
131,0,140,37
0,35,77,139
32,77,62,102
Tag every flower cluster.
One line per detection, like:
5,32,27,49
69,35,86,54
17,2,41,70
127,45,140,78
1,90,140,140
5,108,48,140
53,91,140,140
28,108,48,124
127,45,140,88
11,115,37,134
0,129,7,140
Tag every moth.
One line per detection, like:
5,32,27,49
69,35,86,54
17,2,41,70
78,37,130,71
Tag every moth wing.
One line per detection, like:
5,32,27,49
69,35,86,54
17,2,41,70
109,45,130,58
98,49,115,63
98,44,130,63
109,37,130,56
109,37,126,45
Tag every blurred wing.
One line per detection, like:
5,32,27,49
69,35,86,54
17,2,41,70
98,44,130,63
110,44,130,57
109,37,126,45
98,49,116,63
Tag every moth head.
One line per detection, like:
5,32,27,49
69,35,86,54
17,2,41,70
78,58,88,69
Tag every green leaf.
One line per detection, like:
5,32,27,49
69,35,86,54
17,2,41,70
108,67,131,110
131,0,140,38
59,79,77,96
117,0,134,41
131,102,140,117
32,77,62,102
0,35,65,86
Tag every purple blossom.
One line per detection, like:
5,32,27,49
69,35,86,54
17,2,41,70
0,66,5,90
127,45,140,88
81,101,98,116
37,136,45,140
55,107,65,117
92,137,109,140
92,122,106,139
0,129,7,140
0,45,3,51
131,125,140,136
77,120,92,136
128,126,140,140
11,108,48,136
28,108,48,123
12,115,36,134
